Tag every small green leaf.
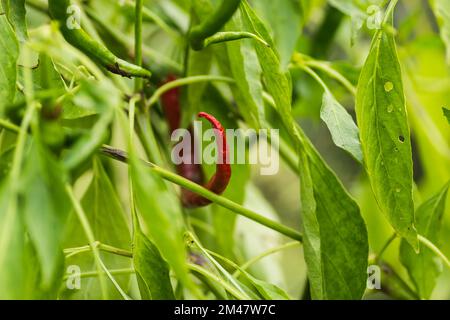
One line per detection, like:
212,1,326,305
320,92,363,162
355,15,418,249
400,182,450,299
0,13,19,116
133,230,175,300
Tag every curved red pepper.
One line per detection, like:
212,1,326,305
160,76,232,208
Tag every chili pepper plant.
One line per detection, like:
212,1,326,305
0,0,449,300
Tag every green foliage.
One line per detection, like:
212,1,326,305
400,183,449,299
0,0,449,301
0,7,19,117
133,230,175,300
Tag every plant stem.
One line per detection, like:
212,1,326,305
100,145,304,242
65,184,109,300
145,75,234,110
303,60,357,96
418,235,450,270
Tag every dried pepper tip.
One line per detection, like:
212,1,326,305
160,75,181,134
198,112,231,195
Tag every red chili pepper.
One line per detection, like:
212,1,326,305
160,76,232,208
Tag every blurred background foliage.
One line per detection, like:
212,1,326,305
0,0,449,299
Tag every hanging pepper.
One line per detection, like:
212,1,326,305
48,0,151,79
161,76,231,208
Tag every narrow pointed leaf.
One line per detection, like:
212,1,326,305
400,182,450,299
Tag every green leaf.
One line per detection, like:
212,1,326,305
133,230,175,300
400,182,450,299
0,179,42,299
130,157,192,292
61,158,131,300
0,12,19,116
183,0,214,127
21,140,71,289
62,79,120,171
443,107,450,124
2,0,27,41
241,1,369,299
299,137,369,299
244,273,290,300
430,0,450,64
355,16,418,249
320,92,363,163
253,0,303,68
327,0,385,43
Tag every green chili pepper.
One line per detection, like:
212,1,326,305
189,0,241,51
48,0,151,79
